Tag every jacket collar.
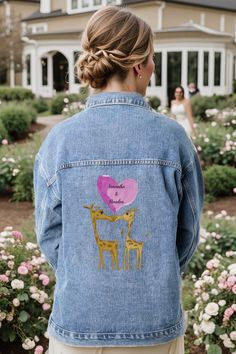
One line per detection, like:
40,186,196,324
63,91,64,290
85,91,152,110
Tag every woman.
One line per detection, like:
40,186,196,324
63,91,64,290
171,86,195,136
34,6,204,354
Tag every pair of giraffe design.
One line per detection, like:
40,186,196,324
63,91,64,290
84,204,144,271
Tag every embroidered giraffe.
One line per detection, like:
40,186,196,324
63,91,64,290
84,204,120,270
115,209,144,270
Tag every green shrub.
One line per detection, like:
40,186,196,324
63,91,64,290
191,95,228,120
194,123,236,168
0,86,34,101
0,120,9,142
0,135,41,200
31,97,49,113
204,165,236,198
147,96,161,111
12,158,34,202
50,93,81,114
0,104,33,139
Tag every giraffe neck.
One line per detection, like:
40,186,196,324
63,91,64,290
91,217,100,244
126,221,132,241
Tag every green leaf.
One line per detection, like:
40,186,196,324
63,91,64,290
18,310,29,322
207,344,222,354
0,287,10,295
17,293,29,302
214,325,225,336
9,332,16,342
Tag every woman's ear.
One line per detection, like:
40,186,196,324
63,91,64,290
133,64,142,78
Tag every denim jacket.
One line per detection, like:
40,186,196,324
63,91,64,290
33,92,204,347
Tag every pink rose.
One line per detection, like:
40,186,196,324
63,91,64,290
12,231,23,240
42,303,51,311
232,285,236,295
39,274,49,286
0,274,9,282
206,260,214,269
2,139,8,145
17,266,28,275
34,345,44,354
227,276,236,288
233,187,236,194
21,262,33,272
224,307,234,318
232,304,236,311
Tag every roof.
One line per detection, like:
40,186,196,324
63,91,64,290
0,0,39,2
124,0,236,11
23,9,64,21
155,21,233,37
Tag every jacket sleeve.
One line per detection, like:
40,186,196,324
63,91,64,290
33,153,62,272
176,151,204,273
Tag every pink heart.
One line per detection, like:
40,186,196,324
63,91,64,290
97,175,138,213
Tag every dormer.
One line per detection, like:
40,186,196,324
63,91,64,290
40,0,51,13
67,0,122,14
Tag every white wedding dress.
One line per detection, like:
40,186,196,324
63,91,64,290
171,103,192,136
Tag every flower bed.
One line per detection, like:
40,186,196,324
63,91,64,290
0,227,54,353
192,253,236,354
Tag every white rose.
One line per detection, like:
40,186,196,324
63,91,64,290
205,302,219,316
223,338,235,348
12,298,20,307
203,275,214,284
200,320,216,334
193,323,201,336
199,311,203,321
22,338,35,350
220,334,229,340
11,279,24,289
203,313,211,321
219,300,226,307
202,293,210,301
29,286,38,294
195,280,203,288
211,289,219,295
230,332,236,341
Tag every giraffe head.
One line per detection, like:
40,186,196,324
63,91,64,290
115,208,137,224
83,204,117,222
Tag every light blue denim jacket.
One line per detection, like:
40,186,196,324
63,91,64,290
33,92,204,347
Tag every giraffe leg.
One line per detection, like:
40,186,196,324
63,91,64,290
127,250,130,270
115,249,120,270
139,248,143,270
124,248,127,270
99,250,106,270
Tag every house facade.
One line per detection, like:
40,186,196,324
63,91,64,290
0,0,40,86
19,0,236,105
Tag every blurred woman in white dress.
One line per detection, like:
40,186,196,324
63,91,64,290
171,86,195,136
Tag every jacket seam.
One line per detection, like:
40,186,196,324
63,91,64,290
49,315,183,339
57,159,182,173
85,102,152,111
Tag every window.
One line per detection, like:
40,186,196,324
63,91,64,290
26,54,31,86
71,0,78,9
69,0,121,12
203,52,209,86
188,51,198,86
74,51,81,84
27,23,47,34
82,0,89,7
41,58,48,86
153,52,162,86
214,52,221,86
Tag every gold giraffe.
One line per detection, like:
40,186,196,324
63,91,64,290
115,209,144,270
84,204,120,270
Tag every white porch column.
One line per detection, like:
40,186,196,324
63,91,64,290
162,50,167,107
48,54,54,96
68,50,75,93
198,49,203,89
182,49,187,90
209,49,214,93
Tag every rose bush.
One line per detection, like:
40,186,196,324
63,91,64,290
0,227,54,353
187,211,236,277
192,253,236,354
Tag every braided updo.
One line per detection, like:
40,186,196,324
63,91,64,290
75,6,153,89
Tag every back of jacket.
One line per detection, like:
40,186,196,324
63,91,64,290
34,92,204,347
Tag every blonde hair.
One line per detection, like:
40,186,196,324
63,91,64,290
76,6,153,89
